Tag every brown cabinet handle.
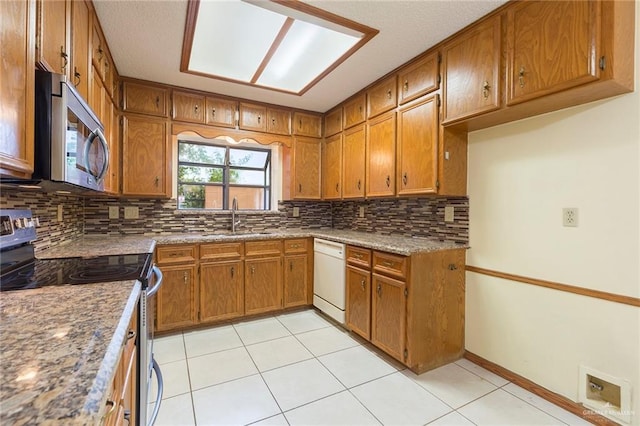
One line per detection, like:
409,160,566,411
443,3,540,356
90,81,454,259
335,183,339,193
195,104,199,114
155,176,159,187
482,81,491,99
448,264,458,270
403,80,409,91
357,179,361,190
105,399,116,417
60,46,68,72
299,119,302,128
183,272,188,283
354,253,363,259
155,96,160,108
127,329,136,340
387,89,392,99
403,173,408,185
212,108,216,118
257,115,261,124
272,117,276,126
250,265,255,274
298,183,302,193
97,45,104,61
386,175,390,187
518,67,525,88
360,279,365,290
73,67,81,87
231,266,234,277
377,283,382,296
289,261,293,271
382,260,393,267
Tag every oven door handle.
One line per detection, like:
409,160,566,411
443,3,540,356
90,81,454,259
148,357,164,426
147,265,163,297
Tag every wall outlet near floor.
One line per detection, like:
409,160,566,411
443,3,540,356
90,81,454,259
292,207,300,218
108,206,119,219
358,206,365,218
578,365,631,424
124,206,139,219
57,204,63,222
562,207,579,227
444,205,455,222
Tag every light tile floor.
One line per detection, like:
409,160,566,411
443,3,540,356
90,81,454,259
150,309,591,426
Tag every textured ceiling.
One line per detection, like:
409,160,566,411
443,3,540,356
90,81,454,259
93,0,508,113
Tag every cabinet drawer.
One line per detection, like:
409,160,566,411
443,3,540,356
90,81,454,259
372,251,407,279
347,246,371,269
367,75,397,118
284,238,308,254
156,245,197,264
245,240,283,257
200,242,243,261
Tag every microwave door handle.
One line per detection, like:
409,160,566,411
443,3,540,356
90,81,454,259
82,129,109,182
147,266,163,297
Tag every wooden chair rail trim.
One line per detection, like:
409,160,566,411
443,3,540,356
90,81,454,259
463,351,619,426
465,265,640,308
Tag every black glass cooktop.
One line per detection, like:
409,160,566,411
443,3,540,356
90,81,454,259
0,253,152,292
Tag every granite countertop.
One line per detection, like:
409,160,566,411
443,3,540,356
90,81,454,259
0,281,141,425
37,236,156,259
154,229,467,255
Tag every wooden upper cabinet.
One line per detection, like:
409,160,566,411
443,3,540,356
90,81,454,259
367,74,397,119
366,112,396,198
0,0,35,178
70,0,90,101
324,107,343,137
205,96,237,128
91,20,106,80
35,0,70,75
398,52,439,104
292,136,321,200
122,81,169,117
442,15,501,124
172,91,205,124
239,102,267,132
343,94,366,129
267,107,291,135
397,95,439,196
292,112,322,138
342,124,365,199
121,115,170,197
506,1,600,105
322,133,342,200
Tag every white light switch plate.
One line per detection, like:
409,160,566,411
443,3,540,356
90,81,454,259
57,204,63,222
124,206,139,219
444,206,454,222
108,206,119,219
292,207,300,217
358,206,365,218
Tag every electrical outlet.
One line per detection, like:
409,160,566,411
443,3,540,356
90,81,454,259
57,204,63,222
563,208,578,227
124,206,139,219
108,206,119,219
444,206,454,222
292,207,300,218
359,206,365,218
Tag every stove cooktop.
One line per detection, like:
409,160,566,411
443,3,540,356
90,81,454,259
0,253,152,292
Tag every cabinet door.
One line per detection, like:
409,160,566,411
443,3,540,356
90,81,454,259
284,254,308,308
324,107,343,137
343,94,366,129
173,91,205,123
367,74,397,118
398,52,439,104
244,257,282,315
292,137,321,199
156,265,197,331
266,107,291,135
121,115,170,197
239,103,267,132
442,15,501,124
122,81,169,117
36,0,70,75
0,0,35,178
91,21,106,80
371,273,406,362
322,133,342,200
366,112,396,197
206,97,237,128
506,1,600,105
342,124,365,199
200,260,244,322
103,94,119,194
397,95,439,196
346,266,371,340
70,0,90,100
293,112,322,138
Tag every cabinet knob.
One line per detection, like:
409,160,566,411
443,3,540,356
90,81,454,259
360,279,365,290
518,67,525,88
482,81,491,99
448,264,458,271
212,108,216,118
195,104,199,114
272,117,276,126
257,115,261,124
403,80,409,91
387,89,392,99
183,272,188,283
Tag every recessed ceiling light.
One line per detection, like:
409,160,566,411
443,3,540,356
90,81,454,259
181,0,378,95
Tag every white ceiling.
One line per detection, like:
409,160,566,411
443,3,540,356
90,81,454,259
93,0,508,113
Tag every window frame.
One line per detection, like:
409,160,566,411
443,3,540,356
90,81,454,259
177,140,272,210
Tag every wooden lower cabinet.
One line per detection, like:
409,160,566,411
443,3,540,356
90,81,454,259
156,264,197,331
346,265,371,340
245,256,282,315
200,260,244,322
283,254,308,308
371,273,406,362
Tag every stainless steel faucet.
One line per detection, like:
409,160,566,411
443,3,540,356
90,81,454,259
231,197,240,233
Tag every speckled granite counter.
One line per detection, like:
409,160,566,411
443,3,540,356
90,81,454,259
0,281,141,425
153,229,466,255
37,236,156,259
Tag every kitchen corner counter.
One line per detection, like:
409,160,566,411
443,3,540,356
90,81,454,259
0,280,141,425
37,236,156,259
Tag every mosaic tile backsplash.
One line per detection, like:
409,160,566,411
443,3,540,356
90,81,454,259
1,189,468,251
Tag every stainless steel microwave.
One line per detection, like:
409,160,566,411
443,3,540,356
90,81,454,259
1,70,109,192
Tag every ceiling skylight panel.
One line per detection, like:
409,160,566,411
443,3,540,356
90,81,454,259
189,0,287,82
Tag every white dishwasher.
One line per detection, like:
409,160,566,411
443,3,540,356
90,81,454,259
313,238,346,324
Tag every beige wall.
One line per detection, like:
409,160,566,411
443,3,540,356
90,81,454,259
465,3,640,424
